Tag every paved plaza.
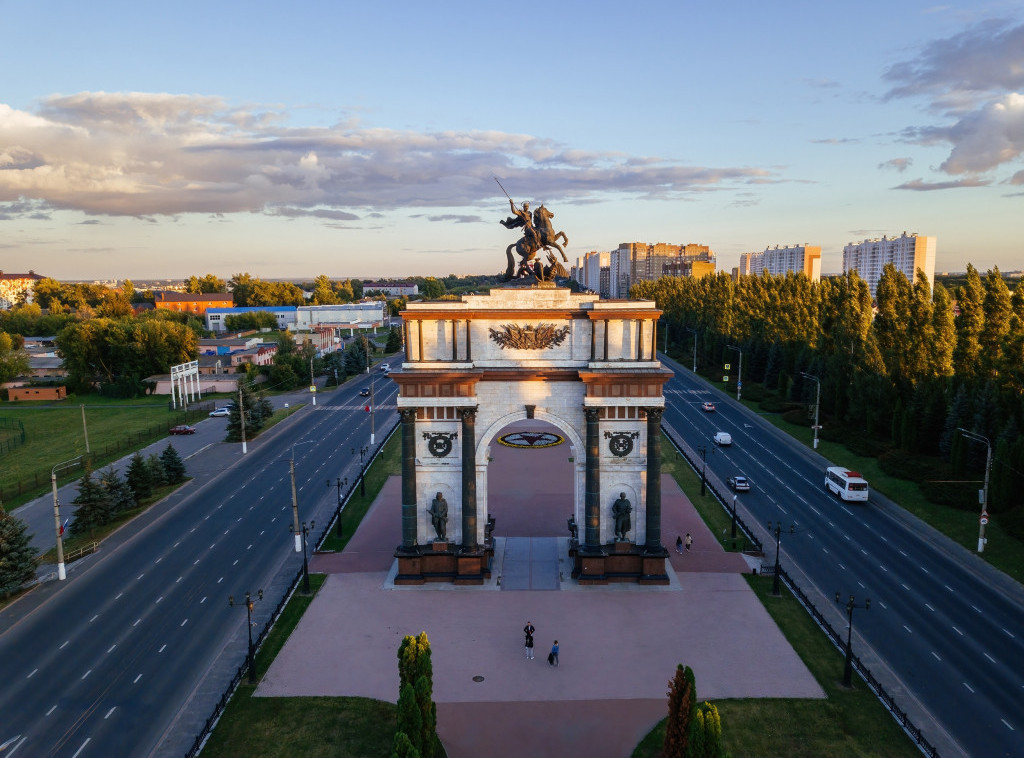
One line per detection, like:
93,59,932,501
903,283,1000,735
258,424,823,757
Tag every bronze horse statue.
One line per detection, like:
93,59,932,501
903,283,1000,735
503,204,570,282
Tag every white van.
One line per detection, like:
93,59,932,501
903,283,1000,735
713,432,732,446
824,466,869,502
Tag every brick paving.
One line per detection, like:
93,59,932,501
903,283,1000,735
261,423,822,757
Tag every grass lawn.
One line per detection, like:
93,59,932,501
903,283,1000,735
0,394,206,509
200,574,397,758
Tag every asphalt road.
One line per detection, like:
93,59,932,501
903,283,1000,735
0,368,399,757
658,352,1024,758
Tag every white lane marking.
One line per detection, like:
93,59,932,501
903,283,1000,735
878,601,887,609
972,605,982,614
903,625,912,634
107,644,117,654
26,668,38,679
932,651,941,661
838,563,847,570
47,704,58,715
156,596,163,604
822,547,829,554
953,626,964,636
105,707,116,719
177,576,183,582
90,615,99,623
984,652,997,664
964,682,975,693
209,543,215,550
71,738,91,758
857,581,865,589
247,544,253,550
190,527,196,533
137,574,144,581
879,565,888,573
921,567,930,574
60,640,69,649
81,669,91,680
133,618,141,627
259,530,265,536
1004,628,1016,638
223,530,229,536
217,576,223,583
155,557,162,564
115,592,123,600
134,674,142,683
233,559,239,566
899,550,908,557
181,618,188,627
1003,719,1015,731
173,541,180,548
901,583,910,591
159,644,167,653
879,535,888,543
944,585,954,592
925,603,935,612
200,596,207,604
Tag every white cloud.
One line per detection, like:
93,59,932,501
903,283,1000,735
0,91,777,221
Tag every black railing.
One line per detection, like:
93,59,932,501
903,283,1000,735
661,423,939,758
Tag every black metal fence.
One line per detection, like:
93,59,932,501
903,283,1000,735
184,417,401,757
0,417,26,456
661,423,940,758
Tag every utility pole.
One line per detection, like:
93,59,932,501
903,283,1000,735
957,428,992,553
239,384,247,455
290,454,301,552
800,372,822,450
310,356,316,406
51,456,82,581
727,345,743,401
80,404,90,456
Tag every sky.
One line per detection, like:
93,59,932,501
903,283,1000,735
1,1,1023,282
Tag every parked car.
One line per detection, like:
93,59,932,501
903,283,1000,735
713,431,732,446
169,425,196,435
359,387,371,397
209,407,231,417
701,401,716,412
727,475,750,492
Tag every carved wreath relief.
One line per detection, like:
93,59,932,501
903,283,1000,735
423,431,457,457
488,323,570,350
605,430,640,457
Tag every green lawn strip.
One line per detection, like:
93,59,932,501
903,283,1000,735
758,412,1024,584
318,428,400,553
0,394,204,508
201,573,397,758
633,439,923,758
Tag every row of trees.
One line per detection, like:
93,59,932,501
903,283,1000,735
663,664,728,758
634,265,1024,520
70,447,186,537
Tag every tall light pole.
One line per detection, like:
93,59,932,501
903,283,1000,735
364,336,376,445
727,344,743,401
684,327,697,372
229,589,263,684
697,445,708,497
835,592,870,688
327,478,347,538
290,520,315,594
310,356,316,406
767,521,793,597
51,456,82,581
238,384,247,455
288,441,314,552
957,428,992,553
800,372,822,449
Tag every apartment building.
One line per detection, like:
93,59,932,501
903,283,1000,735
843,232,936,297
739,244,821,282
572,242,715,298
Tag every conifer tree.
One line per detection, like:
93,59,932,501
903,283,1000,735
386,325,403,353
396,682,423,755
126,452,153,501
160,443,187,484
0,507,38,598
391,731,420,758
663,664,696,758
147,453,168,489
100,466,137,516
70,469,113,537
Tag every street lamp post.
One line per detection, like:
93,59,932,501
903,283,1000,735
956,428,992,553
290,521,315,594
327,477,348,537
731,494,738,540
835,592,870,688
800,372,822,449
310,356,316,406
50,456,83,581
229,589,263,683
727,344,743,401
358,445,369,497
767,521,793,597
683,327,697,373
697,445,708,497
288,441,314,552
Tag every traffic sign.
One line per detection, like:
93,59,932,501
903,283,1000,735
980,516,989,525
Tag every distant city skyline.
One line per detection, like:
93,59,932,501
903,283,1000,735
1,2,1022,281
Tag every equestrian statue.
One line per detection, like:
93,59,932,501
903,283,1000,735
496,178,569,282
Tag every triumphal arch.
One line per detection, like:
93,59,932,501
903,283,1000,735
391,284,672,585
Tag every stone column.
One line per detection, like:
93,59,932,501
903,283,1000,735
644,407,663,550
584,407,601,549
460,407,478,550
400,409,417,548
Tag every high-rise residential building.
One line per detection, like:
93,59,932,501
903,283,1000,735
739,244,822,282
843,232,936,297
0,270,45,309
571,243,715,298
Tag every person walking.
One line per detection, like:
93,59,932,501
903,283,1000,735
675,535,683,554
685,533,693,552
549,640,559,667
524,621,535,659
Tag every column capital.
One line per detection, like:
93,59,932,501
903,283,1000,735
584,406,601,422
459,406,477,420
644,406,664,423
400,408,418,422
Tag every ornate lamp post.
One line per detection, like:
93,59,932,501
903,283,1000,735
697,445,708,497
731,494,738,540
229,589,263,683
835,592,870,687
327,477,348,537
290,520,315,594
766,521,793,597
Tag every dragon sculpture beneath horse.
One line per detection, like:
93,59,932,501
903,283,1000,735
497,186,570,283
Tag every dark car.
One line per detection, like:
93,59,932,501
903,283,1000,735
169,425,196,435
359,388,371,397
727,475,751,492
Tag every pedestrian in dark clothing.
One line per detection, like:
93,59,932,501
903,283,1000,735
524,621,535,659
675,535,683,554
549,640,559,667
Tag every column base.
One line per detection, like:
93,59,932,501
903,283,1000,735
393,544,493,585
569,543,669,585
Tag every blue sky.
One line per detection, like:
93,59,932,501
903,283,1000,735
1,1,1022,281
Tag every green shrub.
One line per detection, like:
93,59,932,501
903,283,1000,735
846,436,890,458
878,449,950,484
996,507,1024,542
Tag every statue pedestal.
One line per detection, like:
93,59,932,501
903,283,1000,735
431,541,451,552
394,543,492,585
569,543,668,585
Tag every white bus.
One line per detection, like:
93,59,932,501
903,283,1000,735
824,467,869,502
